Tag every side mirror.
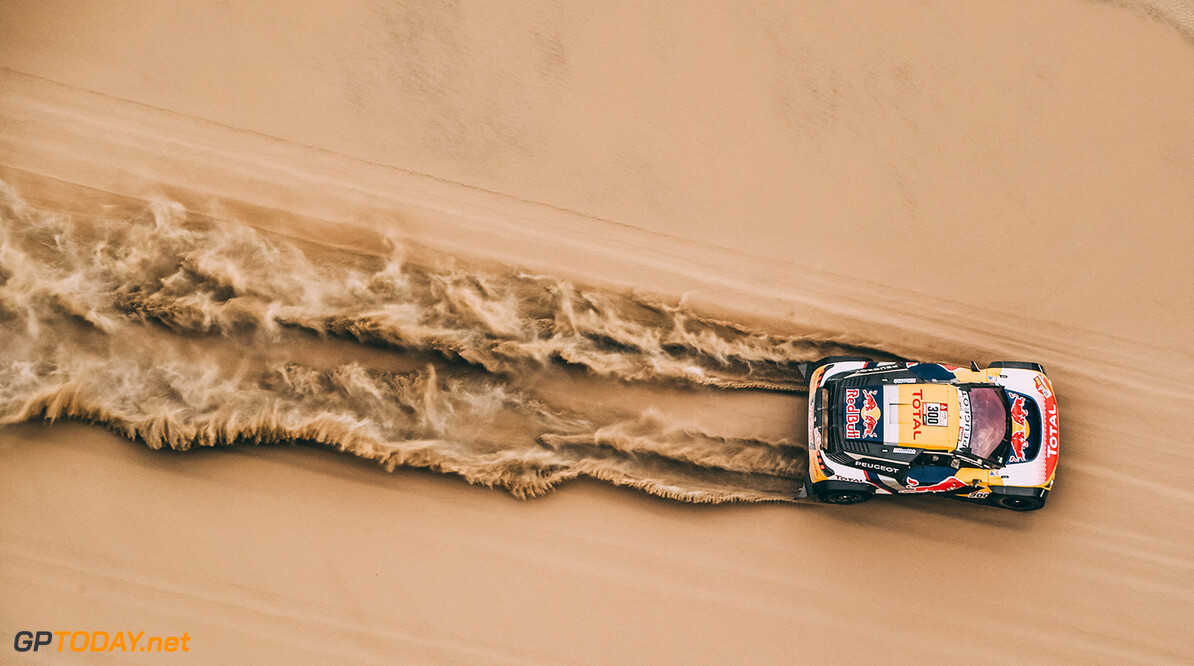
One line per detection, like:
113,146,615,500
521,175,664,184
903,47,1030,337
970,361,980,372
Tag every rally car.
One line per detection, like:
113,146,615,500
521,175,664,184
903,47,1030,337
803,357,1059,511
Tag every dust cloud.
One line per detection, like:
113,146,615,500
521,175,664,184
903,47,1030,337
0,182,880,502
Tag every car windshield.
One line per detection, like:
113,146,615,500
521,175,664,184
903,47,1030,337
966,387,1008,459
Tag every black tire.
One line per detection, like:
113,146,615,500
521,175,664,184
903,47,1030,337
988,361,1046,374
993,494,1045,512
817,489,874,505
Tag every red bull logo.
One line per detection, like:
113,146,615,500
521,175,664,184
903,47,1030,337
903,476,967,493
1009,395,1032,462
1010,396,1029,426
844,388,882,439
845,388,861,438
862,391,881,438
1011,431,1029,462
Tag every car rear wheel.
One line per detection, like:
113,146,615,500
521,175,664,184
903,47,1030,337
818,489,874,505
993,494,1045,511
988,361,1046,374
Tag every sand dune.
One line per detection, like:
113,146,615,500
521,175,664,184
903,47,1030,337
3,1,1194,663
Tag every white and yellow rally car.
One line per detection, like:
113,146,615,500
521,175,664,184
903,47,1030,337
804,357,1059,511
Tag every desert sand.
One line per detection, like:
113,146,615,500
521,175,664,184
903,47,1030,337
3,1,1194,663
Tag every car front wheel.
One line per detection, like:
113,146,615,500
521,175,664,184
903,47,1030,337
993,494,1045,511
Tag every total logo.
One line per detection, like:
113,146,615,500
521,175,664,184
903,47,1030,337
1044,401,1060,476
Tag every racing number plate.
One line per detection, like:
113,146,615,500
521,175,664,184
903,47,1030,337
923,402,948,427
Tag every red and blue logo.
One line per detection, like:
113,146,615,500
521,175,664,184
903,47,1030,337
1007,392,1041,463
844,388,883,441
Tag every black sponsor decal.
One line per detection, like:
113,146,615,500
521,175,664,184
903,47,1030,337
852,458,905,476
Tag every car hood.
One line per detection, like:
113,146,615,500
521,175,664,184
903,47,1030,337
992,372,1060,486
